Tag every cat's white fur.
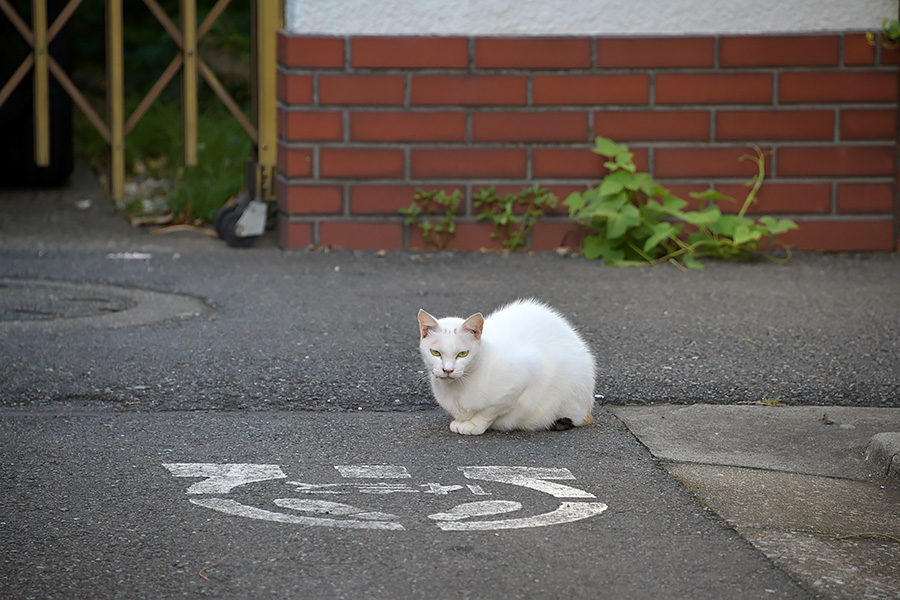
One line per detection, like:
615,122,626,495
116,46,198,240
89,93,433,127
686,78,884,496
417,299,596,435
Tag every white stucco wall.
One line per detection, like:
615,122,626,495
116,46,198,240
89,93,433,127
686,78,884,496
286,0,898,36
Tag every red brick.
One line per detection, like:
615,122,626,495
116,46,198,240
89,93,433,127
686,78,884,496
720,35,839,67
320,148,405,179
840,108,897,140
882,49,900,67
350,111,466,142
532,147,649,178
278,34,344,68
278,145,313,178
714,182,832,214
482,185,577,216
471,112,589,143
654,146,770,179
656,73,773,104
780,72,899,103
474,38,591,69
276,218,313,249
411,148,526,179
410,75,527,106
844,33,877,66
485,185,581,217
594,110,709,141
777,146,895,177
716,110,834,141
780,219,895,251
532,148,605,179
282,110,343,142
836,183,895,213
532,74,650,105
352,37,468,68
530,221,584,251
319,75,405,106
350,185,424,214
411,222,504,252
278,72,313,104
278,185,344,215
320,221,404,250
596,37,714,68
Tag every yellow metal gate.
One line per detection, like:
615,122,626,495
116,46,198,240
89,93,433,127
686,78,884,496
0,0,282,202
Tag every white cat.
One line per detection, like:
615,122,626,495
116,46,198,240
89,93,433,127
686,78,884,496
417,299,596,435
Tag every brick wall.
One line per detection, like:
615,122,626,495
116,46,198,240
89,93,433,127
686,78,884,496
276,32,900,252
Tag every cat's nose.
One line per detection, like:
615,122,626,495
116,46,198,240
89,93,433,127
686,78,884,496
443,368,453,376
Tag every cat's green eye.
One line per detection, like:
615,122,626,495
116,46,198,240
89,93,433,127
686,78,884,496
430,349,441,357
457,351,469,358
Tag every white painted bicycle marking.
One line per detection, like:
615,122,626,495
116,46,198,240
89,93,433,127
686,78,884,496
162,463,286,494
420,483,464,495
273,499,399,522
432,501,609,531
428,500,522,521
335,465,410,478
460,466,596,498
165,463,608,531
190,498,405,530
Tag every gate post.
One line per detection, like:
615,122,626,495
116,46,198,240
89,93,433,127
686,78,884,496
253,0,280,199
31,0,49,166
105,0,124,201
181,0,197,166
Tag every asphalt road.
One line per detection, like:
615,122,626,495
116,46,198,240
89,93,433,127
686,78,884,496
1,245,898,412
2,165,898,412
1,168,898,598
1,408,808,599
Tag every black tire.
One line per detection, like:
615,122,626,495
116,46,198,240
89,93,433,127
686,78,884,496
214,204,238,238
220,210,256,248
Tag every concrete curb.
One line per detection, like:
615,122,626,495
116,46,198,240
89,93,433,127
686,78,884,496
866,432,900,487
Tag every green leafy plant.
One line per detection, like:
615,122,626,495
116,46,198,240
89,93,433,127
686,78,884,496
564,137,798,268
867,18,900,47
400,188,461,250
473,184,557,251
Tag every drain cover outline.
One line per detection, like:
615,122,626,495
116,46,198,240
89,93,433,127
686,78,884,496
163,463,608,531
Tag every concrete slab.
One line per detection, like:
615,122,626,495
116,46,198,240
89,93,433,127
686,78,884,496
610,405,900,600
669,464,900,600
607,404,900,481
866,433,900,487
667,463,900,538
746,530,900,600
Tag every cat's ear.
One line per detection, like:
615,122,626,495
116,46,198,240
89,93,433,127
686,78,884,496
418,309,440,339
461,313,484,341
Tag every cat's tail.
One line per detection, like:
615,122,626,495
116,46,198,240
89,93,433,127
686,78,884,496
549,412,593,431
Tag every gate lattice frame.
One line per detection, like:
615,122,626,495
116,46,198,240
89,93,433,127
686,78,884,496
0,0,281,201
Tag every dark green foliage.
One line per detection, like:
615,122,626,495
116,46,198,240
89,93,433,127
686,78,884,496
400,189,461,250
564,137,797,268
473,184,557,251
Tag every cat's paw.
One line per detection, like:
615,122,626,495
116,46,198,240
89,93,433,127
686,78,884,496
450,420,487,436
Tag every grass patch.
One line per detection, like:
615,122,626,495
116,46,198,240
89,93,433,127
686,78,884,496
74,98,251,224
